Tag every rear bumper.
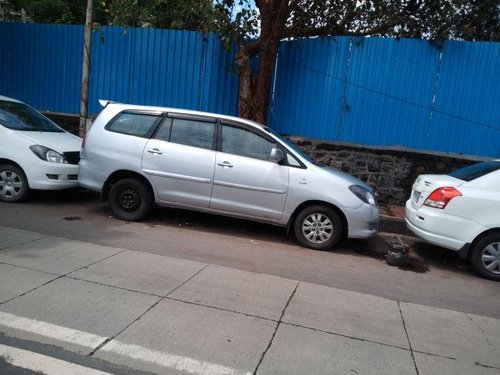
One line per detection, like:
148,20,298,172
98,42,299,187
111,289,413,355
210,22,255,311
405,199,477,251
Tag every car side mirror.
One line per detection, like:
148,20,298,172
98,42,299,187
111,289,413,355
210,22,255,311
270,148,284,164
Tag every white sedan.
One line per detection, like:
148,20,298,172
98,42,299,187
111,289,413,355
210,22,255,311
406,160,500,281
0,96,82,202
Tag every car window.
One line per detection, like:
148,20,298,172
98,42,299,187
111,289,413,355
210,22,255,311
449,161,500,182
0,100,63,132
170,118,214,150
221,125,277,161
286,152,302,167
107,112,161,137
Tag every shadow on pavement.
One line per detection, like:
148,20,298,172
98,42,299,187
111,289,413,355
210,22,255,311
23,188,477,279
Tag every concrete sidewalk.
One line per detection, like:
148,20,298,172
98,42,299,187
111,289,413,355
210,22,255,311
0,226,499,375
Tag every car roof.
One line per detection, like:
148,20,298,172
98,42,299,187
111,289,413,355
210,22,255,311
102,100,267,132
0,95,23,103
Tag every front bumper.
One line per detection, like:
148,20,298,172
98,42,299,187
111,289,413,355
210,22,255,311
346,203,379,239
25,162,79,190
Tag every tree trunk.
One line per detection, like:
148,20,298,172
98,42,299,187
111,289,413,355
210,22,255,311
237,0,289,124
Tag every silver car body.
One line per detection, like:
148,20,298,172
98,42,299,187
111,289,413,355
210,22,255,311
78,102,379,239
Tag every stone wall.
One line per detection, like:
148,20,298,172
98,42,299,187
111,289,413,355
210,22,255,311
287,136,483,206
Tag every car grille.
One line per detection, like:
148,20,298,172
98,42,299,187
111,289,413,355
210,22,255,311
64,152,80,165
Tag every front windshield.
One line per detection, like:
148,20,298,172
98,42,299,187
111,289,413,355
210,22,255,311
263,127,314,163
449,161,500,182
0,100,63,132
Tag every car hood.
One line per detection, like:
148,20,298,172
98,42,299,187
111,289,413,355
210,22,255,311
12,130,82,153
320,165,374,192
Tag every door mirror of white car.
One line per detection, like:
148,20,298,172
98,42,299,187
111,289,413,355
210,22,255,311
269,148,284,164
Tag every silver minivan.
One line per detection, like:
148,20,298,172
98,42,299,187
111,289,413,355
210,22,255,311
78,101,379,250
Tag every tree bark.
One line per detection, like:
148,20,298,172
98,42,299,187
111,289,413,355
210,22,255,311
237,0,289,124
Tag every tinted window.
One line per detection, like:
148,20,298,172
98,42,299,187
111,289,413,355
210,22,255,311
449,161,500,182
154,118,172,141
107,112,161,137
170,118,214,150
221,125,277,161
0,100,63,132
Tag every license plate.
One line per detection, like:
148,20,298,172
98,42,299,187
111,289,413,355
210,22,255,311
412,190,421,202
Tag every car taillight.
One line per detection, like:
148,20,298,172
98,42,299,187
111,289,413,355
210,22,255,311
424,187,462,209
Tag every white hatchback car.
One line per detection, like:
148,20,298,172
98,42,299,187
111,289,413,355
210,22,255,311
406,160,500,280
0,96,82,202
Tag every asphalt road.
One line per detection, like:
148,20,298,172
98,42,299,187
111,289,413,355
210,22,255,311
1,188,499,318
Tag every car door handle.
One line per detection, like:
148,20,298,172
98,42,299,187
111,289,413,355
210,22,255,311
217,161,233,168
147,148,162,155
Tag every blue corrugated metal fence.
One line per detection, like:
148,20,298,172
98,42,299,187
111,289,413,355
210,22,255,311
0,22,238,116
269,37,499,157
1,22,498,157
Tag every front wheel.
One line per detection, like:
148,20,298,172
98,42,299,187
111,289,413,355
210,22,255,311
0,163,30,203
293,205,343,250
470,232,500,281
108,178,153,221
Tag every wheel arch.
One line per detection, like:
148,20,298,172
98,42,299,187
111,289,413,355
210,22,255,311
0,159,30,187
286,200,349,239
102,170,154,201
467,227,500,260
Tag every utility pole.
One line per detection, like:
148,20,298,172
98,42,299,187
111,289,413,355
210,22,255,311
79,0,93,138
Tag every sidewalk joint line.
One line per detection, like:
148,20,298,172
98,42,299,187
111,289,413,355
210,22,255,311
165,264,209,298
0,249,127,307
0,234,51,252
398,301,420,375
474,361,500,371
166,296,278,323
87,264,210,358
65,276,164,298
253,281,299,375
281,321,411,352
66,249,128,276
0,261,60,276
411,350,456,361
0,275,65,306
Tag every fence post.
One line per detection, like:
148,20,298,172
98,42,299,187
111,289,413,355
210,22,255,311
79,0,93,137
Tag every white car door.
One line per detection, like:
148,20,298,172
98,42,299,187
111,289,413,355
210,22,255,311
141,115,216,208
210,123,289,221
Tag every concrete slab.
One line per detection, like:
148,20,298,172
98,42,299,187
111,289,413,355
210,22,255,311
170,265,297,320
259,324,416,375
0,277,160,355
70,250,206,296
401,302,500,368
282,282,409,348
0,226,46,250
414,353,500,375
95,298,276,375
0,263,57,303
0,237,122,275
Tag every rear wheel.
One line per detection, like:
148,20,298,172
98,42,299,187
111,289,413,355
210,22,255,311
0,163,30,203
470,232,500,281
293,205,343,250
108,178,152,221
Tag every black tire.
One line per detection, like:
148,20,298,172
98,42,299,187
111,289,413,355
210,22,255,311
293,205,343,250
0,163,30,203
470,232,500,281
108,178,153,221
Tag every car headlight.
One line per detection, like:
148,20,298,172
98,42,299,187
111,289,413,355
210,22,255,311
29,145,67,163
349,185,377,205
